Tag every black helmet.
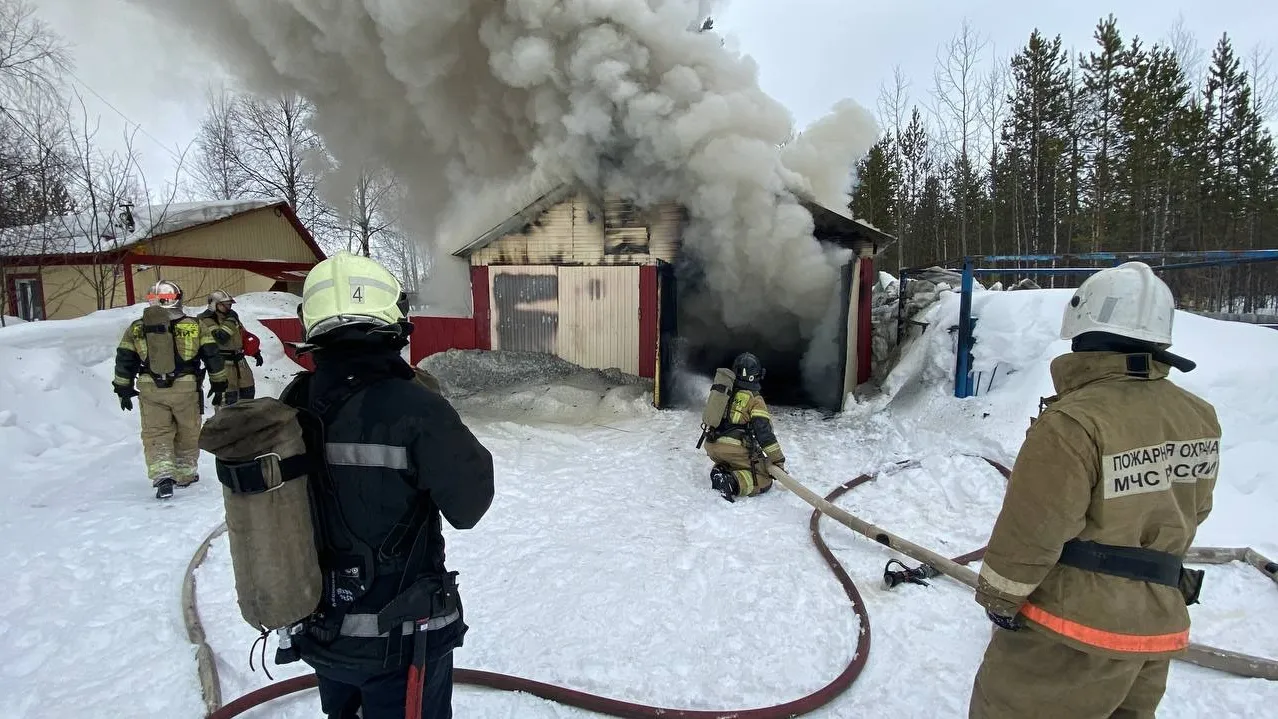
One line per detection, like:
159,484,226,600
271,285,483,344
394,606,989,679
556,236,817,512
732,352,764,387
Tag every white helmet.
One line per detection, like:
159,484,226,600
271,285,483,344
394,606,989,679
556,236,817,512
1060,262,1174,346
207,289,235,310
146,280,183,311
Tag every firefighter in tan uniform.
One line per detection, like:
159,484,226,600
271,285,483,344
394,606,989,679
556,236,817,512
112,280,228,499
198,289,263,407
970,262,1221,719
702,353,786,501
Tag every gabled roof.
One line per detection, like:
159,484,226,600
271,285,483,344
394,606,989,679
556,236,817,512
0,198,324,261
451,184,578,258
451,182,896,258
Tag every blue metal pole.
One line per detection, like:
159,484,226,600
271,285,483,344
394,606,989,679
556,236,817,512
955,258,974,398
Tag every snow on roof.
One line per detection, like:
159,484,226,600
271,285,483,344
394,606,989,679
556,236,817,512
0,198,286,257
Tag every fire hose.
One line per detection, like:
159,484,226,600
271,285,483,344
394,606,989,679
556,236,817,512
189,458,1278,718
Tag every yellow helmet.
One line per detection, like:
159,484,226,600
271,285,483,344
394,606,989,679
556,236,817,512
301,251,407,341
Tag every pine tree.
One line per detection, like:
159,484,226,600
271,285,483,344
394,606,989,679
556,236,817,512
1004,30,1073,255
898,107,933,265
851,135,901,238
1078,15,1128,247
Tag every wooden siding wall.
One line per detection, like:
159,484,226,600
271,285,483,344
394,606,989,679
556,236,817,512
5,264,123,319
131,264,245,306
483,263,652,376
143,207,317,262
557,266,640,375
469,193,683,267
8,262,293,321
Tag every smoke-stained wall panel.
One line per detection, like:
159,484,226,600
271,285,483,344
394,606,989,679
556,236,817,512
488,265,559,354
469,192,683,267
646,203,685,263
557,265,640,375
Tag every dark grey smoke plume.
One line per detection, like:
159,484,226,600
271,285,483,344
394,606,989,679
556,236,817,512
128,0,877,395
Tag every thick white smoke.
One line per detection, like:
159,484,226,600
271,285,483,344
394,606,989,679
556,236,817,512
128,0,878,393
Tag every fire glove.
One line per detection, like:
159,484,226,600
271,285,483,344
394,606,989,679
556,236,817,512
211,328,231,343
208,380,228,407
114,385,139,412
252,352,263,367
987,610,1022,632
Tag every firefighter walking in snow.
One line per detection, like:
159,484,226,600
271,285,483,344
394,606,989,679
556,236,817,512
969,262,1222,719
700,352,786,501
280,252,494,719
112,280,227,499
198,289,263,408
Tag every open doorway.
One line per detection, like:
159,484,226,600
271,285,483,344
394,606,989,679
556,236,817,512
653,259,859,413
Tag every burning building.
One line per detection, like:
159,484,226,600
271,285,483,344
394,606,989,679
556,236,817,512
448,183,893,410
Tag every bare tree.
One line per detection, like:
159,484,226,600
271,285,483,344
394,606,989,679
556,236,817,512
877,65,910,269
1167,13,1206,95
0,0,67,103
192,85,247,200
932,18,988,256
0,0,69,324
229,93,325,223
58,90,189,312
338,167,399,257
979,52,1009,257
1247,44,1277,122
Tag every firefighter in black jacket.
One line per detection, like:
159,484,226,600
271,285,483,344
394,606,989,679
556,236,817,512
283,252,494,719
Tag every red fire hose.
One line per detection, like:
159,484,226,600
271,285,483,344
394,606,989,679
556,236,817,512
205,459,1018,718
208,465,1003,719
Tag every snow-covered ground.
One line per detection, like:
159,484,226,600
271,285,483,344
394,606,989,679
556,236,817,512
2,289,1276,718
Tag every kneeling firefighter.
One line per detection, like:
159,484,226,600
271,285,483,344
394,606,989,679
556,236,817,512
198,289,263,408
199,252,495,719
697,352,786,502
969,262,1221,719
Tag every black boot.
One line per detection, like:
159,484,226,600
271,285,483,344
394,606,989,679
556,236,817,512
709,466,738,503
154,478,175,499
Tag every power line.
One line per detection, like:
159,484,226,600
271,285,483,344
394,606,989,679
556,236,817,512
62,68,188,167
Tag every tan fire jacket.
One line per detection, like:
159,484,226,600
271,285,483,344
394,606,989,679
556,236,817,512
976,351,1221,659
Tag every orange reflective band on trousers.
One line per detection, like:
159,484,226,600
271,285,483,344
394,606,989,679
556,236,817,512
1020,603,1190,653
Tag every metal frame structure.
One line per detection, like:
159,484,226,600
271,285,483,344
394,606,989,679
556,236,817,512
899,249,1278,398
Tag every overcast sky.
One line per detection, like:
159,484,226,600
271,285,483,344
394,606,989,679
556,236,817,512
32,0,1278,198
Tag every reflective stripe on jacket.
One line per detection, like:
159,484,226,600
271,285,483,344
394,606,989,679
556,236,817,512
714,389,785,462
113,316,227,386
976,351,1220,659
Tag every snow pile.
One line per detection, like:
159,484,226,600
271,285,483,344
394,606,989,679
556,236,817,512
0,315,26,327
876,287,1278,557
422,348,652,425
226,290,306,320
0,296,306,719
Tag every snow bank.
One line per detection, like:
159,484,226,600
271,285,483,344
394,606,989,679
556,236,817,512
876,287,1278,556
225,290,306,320
0,315,26,327
0,298,305,719
422,349,653,425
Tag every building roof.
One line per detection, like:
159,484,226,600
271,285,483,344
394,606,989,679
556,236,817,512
451,184,578,258
794,195,895,255
0,198,324,261
451,182,896,258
